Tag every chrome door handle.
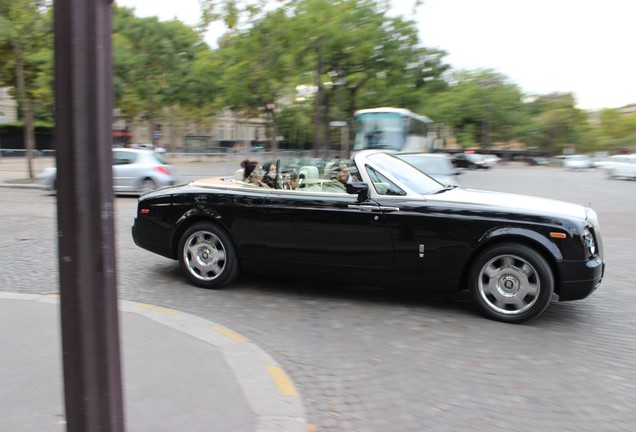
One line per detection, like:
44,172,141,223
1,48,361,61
348,205,400,212
379,206,400,212
348,204,377,211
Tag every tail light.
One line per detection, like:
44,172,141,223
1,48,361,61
154,166,170,175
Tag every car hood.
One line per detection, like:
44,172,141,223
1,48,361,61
426,187,588,220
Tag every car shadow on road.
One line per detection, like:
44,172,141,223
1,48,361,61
144,260,594,326
149,261,483,320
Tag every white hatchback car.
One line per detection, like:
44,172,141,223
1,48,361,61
597,154,636,179
39,148,178,195
562,155,594,170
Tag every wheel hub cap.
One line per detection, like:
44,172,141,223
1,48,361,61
198,247,215,264
498,274,520,296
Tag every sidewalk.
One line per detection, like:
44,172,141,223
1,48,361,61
0,293,306,432
0,156,52,188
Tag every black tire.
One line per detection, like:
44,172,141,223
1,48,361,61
177,222,239,289
468,243,554,323
138,178,157,195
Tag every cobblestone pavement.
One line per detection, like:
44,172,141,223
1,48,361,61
2,164,635,431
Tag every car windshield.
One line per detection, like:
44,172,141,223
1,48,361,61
366,153,444,195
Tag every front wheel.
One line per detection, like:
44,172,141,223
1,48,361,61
178,222,239,289
468,243,554,323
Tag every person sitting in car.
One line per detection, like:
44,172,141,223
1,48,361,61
282,171,299,190
320,163,351,193
261,162,278,188
241,159,270,188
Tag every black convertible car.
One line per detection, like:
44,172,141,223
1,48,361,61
132,150,605,323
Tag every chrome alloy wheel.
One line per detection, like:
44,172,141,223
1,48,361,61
477,254,540,315
183,230,227,281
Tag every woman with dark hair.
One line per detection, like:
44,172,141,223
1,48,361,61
261,162,277,188
240,159,269,187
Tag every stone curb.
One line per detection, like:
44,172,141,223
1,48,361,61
0,292,307,432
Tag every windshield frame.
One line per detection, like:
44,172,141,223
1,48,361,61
362,152,446,195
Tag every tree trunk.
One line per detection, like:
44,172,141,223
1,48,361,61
269,108,278,158
15,47,35,179
25,99,36,179
322,90,331,157
312,53,326,157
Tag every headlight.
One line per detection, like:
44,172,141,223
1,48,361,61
583,228,596,256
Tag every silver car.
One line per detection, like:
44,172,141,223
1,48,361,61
562,154,594,170
398,153,461,186
597,154,636,179
38,148,178,195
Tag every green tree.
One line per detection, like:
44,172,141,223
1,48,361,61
286,0,446,155
595,108,636,152
0,0,52,178
205,0,447,156
113,6,210,147
423,69,526,148
214,8,296,153
524,93,591,153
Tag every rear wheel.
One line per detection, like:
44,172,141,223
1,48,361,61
469,243,553,323
138,178,156,195
178,222,239,289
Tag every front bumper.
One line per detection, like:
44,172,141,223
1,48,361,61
557,256,605,301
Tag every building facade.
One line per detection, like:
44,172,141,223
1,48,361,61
113,108,270,152
0,87,18,124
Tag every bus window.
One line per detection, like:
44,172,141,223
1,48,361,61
352,107,432,154
354,112,406,151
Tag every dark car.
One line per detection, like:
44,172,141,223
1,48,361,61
453,153,491,169
526,156,550,166
132,150,604,323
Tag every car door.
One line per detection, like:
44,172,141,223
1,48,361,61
262,190,394,269
112,150,138,192
362,161,469,289
619,157,636,178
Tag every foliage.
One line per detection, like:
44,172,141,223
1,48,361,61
522,94,591,153
0,0,53,177
113,6,212,142
2,1,634,157
0,121,53,134
421,69,527,147
200,0,278,31
205,0,451,154
595,109,636,152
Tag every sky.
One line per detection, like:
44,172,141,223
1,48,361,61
116,0,636,111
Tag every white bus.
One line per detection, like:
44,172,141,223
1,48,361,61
352,107,434,154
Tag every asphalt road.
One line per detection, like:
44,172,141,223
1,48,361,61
1,161,635,432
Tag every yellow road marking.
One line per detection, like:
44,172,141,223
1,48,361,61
267,365,297,397
137,304,178,315
211,325,246,343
